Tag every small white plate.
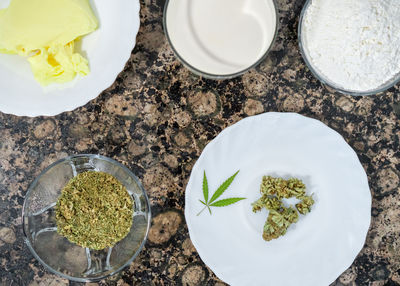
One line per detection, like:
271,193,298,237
185,112,371,286
0,0,140,117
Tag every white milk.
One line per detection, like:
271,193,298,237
165,0,277,76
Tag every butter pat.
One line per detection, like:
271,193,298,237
0,0,98,85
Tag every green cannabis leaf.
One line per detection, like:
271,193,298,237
197,170,245,216
203,171,209,203
210,197,245,207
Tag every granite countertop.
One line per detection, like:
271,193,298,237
1,0,400,285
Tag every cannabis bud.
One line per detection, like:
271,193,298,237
252,176,314,241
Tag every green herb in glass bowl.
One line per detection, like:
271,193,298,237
55,171,134,250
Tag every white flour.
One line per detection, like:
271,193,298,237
302,0,400,92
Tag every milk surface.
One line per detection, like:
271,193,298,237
166,0,276,75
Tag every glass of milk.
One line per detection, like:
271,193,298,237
163,0,278,79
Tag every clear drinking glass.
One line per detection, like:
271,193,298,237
163,0,279,80
22,154,151,282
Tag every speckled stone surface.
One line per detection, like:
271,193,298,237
1,0,400,285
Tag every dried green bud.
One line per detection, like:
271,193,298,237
55,171,134,250
252,196,282,213
287,178,306,198
282,206,299,223
262,209,291,241
296,195,315,215
264,196,283,211
263,213,286,241
253,176,314,242
252,198,264,212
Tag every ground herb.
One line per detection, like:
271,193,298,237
55,171,134,250
252,176,314,241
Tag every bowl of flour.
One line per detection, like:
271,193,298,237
299,0,400,96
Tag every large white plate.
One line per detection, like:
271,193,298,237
185,112,371,286
0,0,140,117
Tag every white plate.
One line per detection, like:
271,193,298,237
0,0,140,117
185,112,371,286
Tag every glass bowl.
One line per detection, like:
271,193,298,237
163,0,279,80
298,0,400,96
22,154,151,282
